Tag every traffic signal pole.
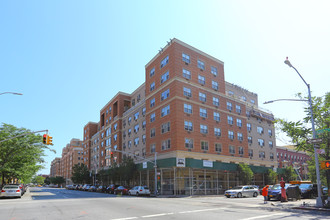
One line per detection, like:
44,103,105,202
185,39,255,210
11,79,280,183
0,129,49,144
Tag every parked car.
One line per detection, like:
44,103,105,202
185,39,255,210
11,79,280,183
267,184,291,201
96,185,107,193
114,186,129,195
88,186,97,192
128,186,150,196
0,185,22,198
107,184,120,194
225,185,259,198
299,183,317,199
322,187,328,196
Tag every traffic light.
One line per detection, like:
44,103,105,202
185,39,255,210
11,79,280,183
47,135,53,145
320,160,330,170
43,134,47,144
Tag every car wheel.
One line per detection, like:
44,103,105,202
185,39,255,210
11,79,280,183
237,193,242,198
120,191,123,196
253,192,258,197
128,192,131,196
226,196,230,198
136,192,139,196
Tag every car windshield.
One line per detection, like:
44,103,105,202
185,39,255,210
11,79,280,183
270,185,281,190
144,187,149,189
299,184,312,189
4,186,19,189
231,186,243,190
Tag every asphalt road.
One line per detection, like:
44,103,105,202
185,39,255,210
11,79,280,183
0,187,328,220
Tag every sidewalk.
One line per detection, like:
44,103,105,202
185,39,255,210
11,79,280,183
263,199,330,212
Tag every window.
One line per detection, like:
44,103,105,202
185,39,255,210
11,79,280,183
150,144,156,153
242,96,247,101
134,137,139,146
134,112,139,120
128,128,132,136
251,99,255,104
128,141,132,148
161,89,170,101
142,120,146,129
213,97,219,106
212,81,218,90
238,147,244,155
270,152,274,160
249,149,253,157
236,105,241,114
123,131,126,139
161,105,170,117
142,134,146,144
237,119,242,127
150,113,155,122
248,136,252,144
246,110,250,117
185,138,193,149
197,60,205,70
137,94,141,102
213,112,220,121
161,122,170,134
259,151,265,158
199,108,207,118
227,102,232,111
247,123,251,131
142,107,146,116
215,143,222,153
237,132,243,141
229,146,235,154
160,55,169,68
150,67,155,77
184,103,192,114
150,98,155,108
161,139,171,150
161,71,169,83
134,124,139,133
257,126,264,134
183,68,191,79
114,123,118,131
128,117,132,125
184,121,193,131
211,66,217,76
183,87,192,97
269,141,273,148
199,92,206,102
214,127,221,137
200,124,208,134
228,131,234,140
268,129,272,136
258,138,265,146
132,99,135,106
114,134,118,141
150,82,155,92
182,53,190,63
198,75,205,85
227,116,233,125
201,141,209,151
150,128,156,138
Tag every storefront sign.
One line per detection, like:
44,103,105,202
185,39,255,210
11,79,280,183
176,158,185,167
203,160,213,168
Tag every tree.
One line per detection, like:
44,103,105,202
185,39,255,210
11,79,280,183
280,166,298,182
50,176,65,186
0,124,55,185
237,164,253,185
277,92,330,190
71,164,90,184
32,175,45,185
267,169,278,185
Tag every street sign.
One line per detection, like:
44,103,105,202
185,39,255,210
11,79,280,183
316,149,325,154
306,138,323,144
316,128,330,135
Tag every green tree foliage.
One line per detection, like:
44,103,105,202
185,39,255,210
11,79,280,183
50,176,65,185
267,169,278,185
277,92,330,189
32,175,45,185
279,166,297,182
0,124,55,185
237,164,253,185
71,164,91,184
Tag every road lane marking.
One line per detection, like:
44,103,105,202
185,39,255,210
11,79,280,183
179,208,225,213
112,217,138,220
141,213,174,218
239,213,285,220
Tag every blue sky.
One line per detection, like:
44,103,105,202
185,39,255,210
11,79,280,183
1,0,329,175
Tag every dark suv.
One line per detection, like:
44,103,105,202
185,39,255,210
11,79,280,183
299,183,317,198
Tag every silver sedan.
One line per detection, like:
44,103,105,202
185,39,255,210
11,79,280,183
0,185,22,198
225,185,259,198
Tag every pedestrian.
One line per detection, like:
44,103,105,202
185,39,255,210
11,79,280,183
262,185,269,204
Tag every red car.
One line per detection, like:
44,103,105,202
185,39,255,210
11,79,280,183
114,186,129,195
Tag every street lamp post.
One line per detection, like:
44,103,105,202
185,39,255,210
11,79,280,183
284,57,323,207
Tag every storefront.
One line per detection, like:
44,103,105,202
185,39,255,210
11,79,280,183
137,157,271,196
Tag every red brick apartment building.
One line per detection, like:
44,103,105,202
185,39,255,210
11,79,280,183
52,39,278,194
